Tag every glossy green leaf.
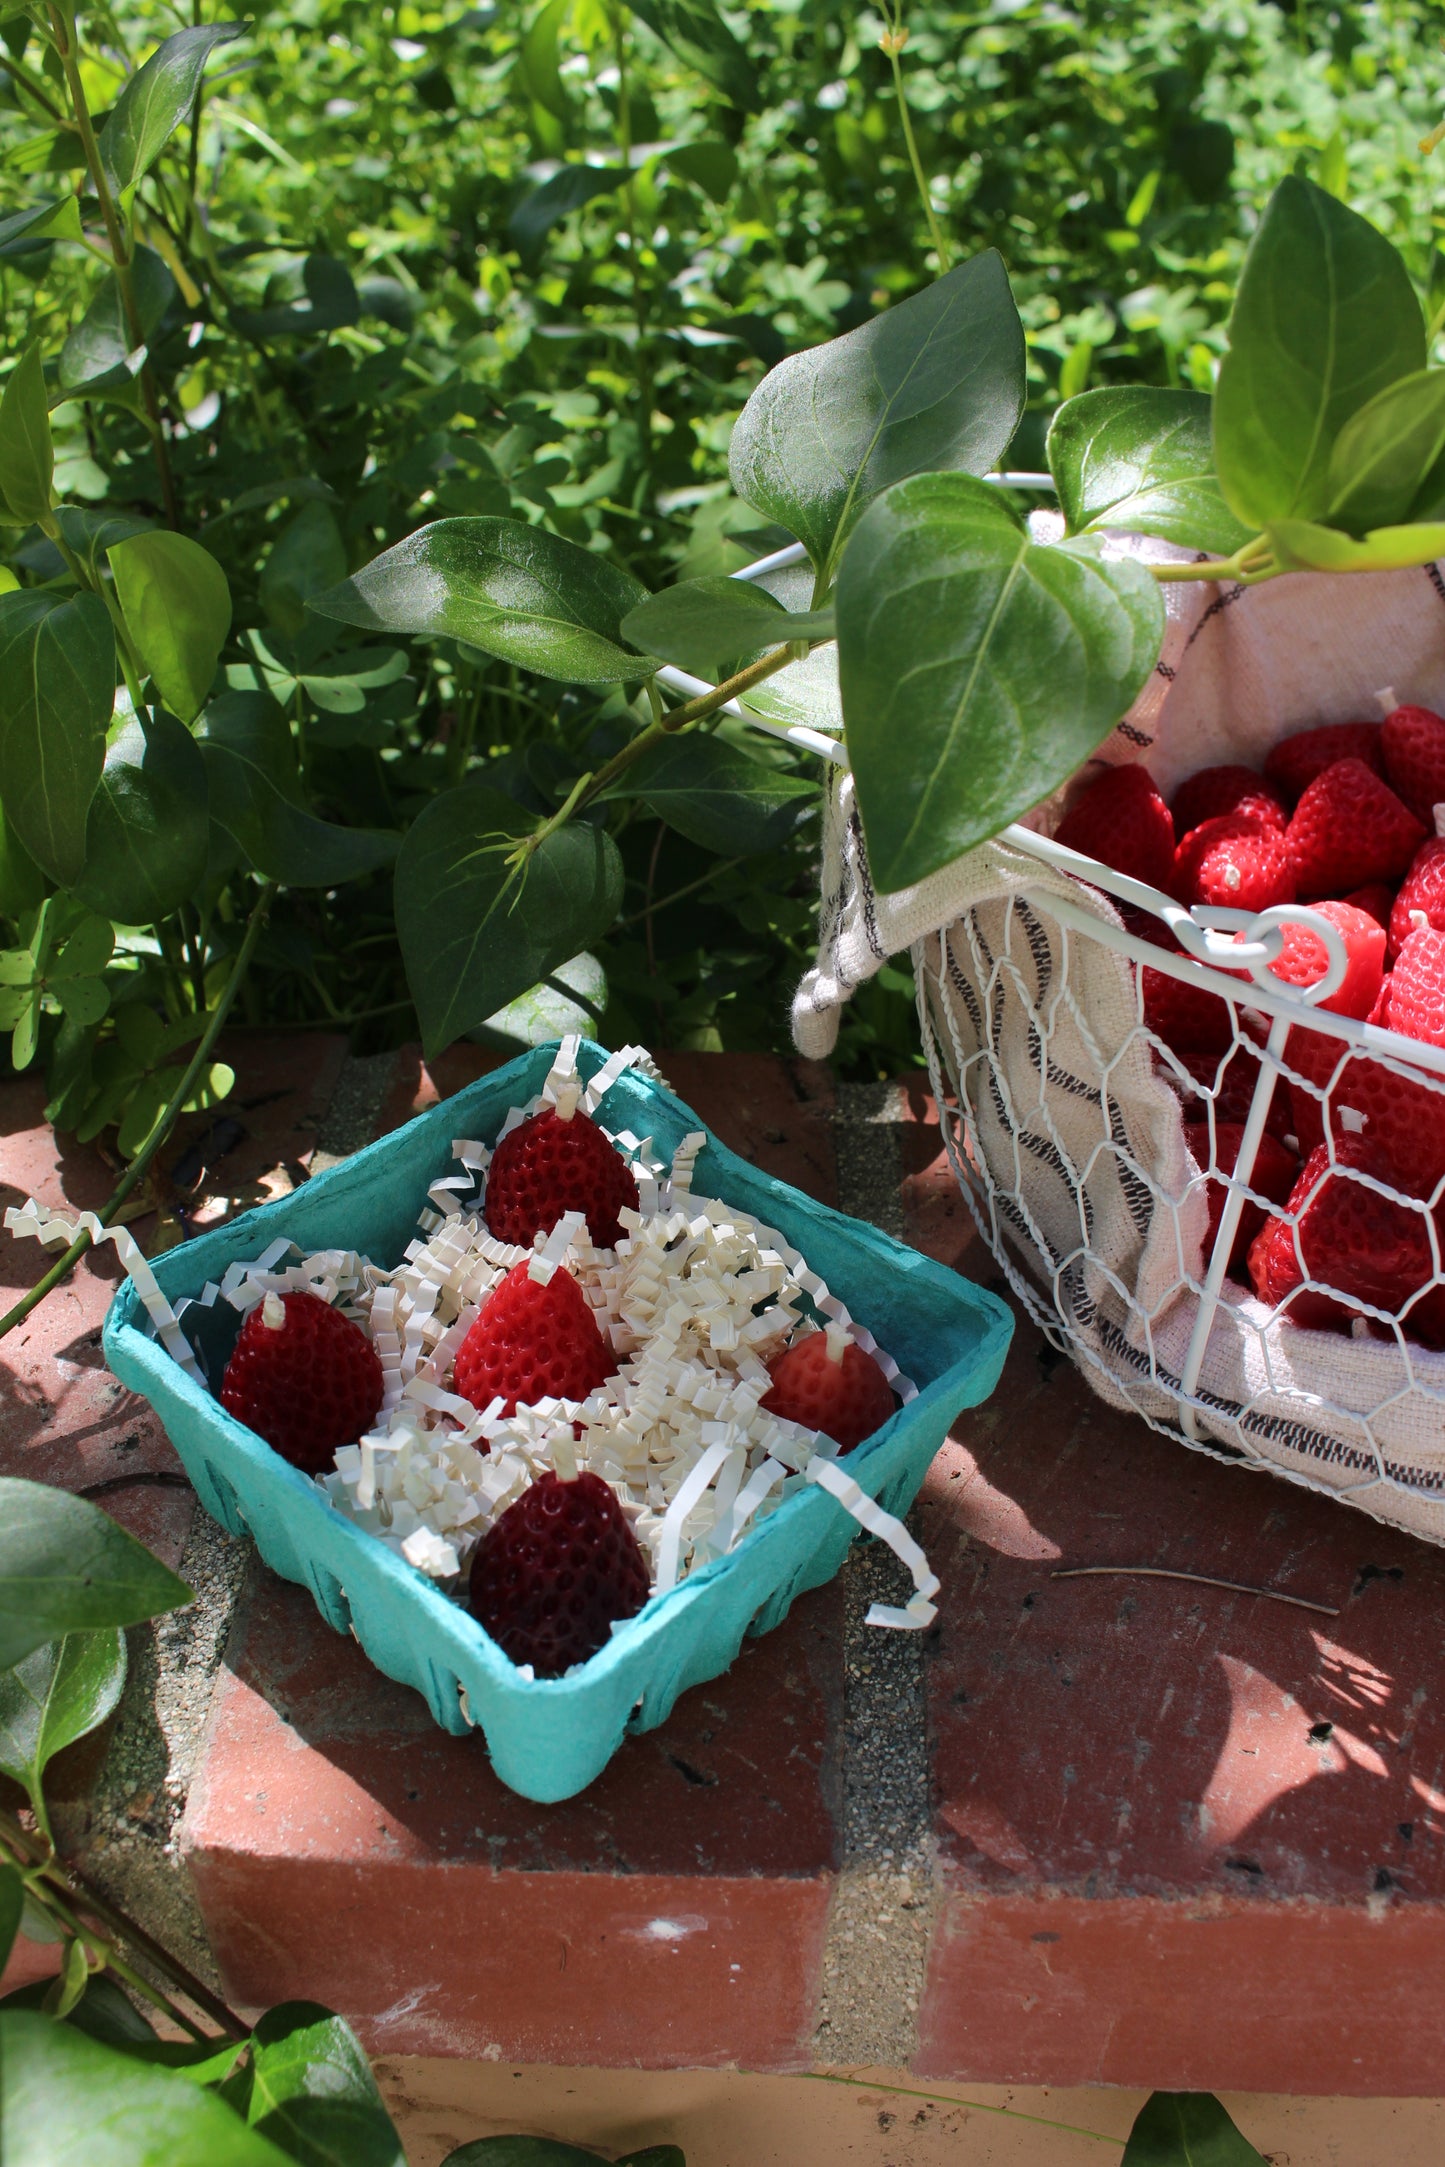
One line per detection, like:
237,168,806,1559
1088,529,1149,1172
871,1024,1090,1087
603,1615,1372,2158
247,2003,405,2167
1047,387,1253,554
477,950,605,1049
54,506,154,583
629,0,757,109
438,2144,607,2166
115,2036,249,2085
0,1867,21,1979
0,2012,293,2166
58,248,175,403
195,692,398,887
604,732,815,854
0,197,82,260
0,345,51,525
396,785,623,1056
311,518,656,685
729,251,1025,583
42,1935,89,2020
0,1973,155,2048
838,472,1164,893
1264,518,1445,572
664,136,736,201
231,256,359,341
0,1477,190,1672
509,165,622,264
98,22,245,192
518,0,570,121
620,577,833,678
0,803,49,917
74,709,210,925
1122,2090,1265,2164
260,502,348,639
1214,176,1424,527
0,1630,127,1820
0,591,114,886
1325,369,1445,533
109,532,232,723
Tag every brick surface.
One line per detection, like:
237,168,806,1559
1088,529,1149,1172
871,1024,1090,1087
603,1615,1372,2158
918,1305,1445,2092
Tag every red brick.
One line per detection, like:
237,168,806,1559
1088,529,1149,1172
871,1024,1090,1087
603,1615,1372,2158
183,1572,843,2065
918,1301,1445,2091
658,1053,836,1209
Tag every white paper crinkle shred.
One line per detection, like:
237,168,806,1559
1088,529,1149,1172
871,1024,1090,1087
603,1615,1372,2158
3,1197,205,1383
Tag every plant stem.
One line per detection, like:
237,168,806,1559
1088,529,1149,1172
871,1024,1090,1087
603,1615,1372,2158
880,9,950,269
41,514,151,702
0,52,70,124
48,1,181,527
1051,1566,1338,1615
611,3,653,470
0,881,277,1343
621,853,744,928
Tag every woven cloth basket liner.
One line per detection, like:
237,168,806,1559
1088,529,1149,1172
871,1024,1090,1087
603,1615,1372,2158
787,531,1445,1544
103,1040,1013,1802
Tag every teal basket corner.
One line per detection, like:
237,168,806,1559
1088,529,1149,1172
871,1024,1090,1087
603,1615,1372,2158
103,1041,1014,1802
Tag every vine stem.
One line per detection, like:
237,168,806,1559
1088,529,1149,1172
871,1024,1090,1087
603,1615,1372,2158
47,0,181,527
0,1807,246,2040
516,644,798,865
880,11,951,270
0,881,277,1344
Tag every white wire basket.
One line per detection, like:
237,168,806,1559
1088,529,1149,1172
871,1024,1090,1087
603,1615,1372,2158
717,518,1445,1547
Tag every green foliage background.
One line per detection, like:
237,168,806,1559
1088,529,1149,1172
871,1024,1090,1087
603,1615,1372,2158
1,0,1443,1100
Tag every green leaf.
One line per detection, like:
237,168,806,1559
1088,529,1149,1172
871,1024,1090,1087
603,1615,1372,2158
195,692,398,887
58,248,175,403
476,950,605,1049
0,1866,21,1978
728,251,1025,584
0,803,49,917
438,2144,607,2166
0,1478,191,1671
231,256,359,342
0,197,82,260
108,533,232,723
1214,175,1425,527
247,2003,405,2167
0,2011,293,2166
0,345,51,525
620,577,833,678
311,519,656,686
508,165,622,265
74,709,210,925
1325,369,1445,533
0,1630,127,1819
396,786,623,1056
0,1974,155,2048
664,136,736,201
260,502,348,639
604,733,815,854
838,472,1164,893
1047,387,1253,555
98,22,245,193
1122,2090,1266,2165
41,1936,90,2020
518,0,570,121
1264,517,1445,573
628,0,757,109
0,591,114,886
114,2036,249,2085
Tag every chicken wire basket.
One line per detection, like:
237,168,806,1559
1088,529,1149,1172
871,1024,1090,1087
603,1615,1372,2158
911,832,1445,1544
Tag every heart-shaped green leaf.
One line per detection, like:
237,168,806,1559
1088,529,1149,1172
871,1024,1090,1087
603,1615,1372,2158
109,532,232,723
602,732,815,855
1325,369,1445,534
729,251,1025,585
0,345,52,527
838,472,1164,893
75,710,210,926
396,785,623,1056
1048,387,1253,555
0,1631,128,1825
0,1478,191,1672
195,692,398,887
311,519,656,686
0,591,114,886
98,22,245,193
620,577,833,678
1214,176,1425,527
1122,2090,1266,2165
247,2003,405,2167
0,2012,293,2166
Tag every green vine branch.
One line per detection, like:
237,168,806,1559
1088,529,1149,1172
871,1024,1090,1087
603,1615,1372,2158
0,880,277,1345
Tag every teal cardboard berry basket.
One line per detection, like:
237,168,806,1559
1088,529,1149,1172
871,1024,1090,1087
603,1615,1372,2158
103,1041,1013,1802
